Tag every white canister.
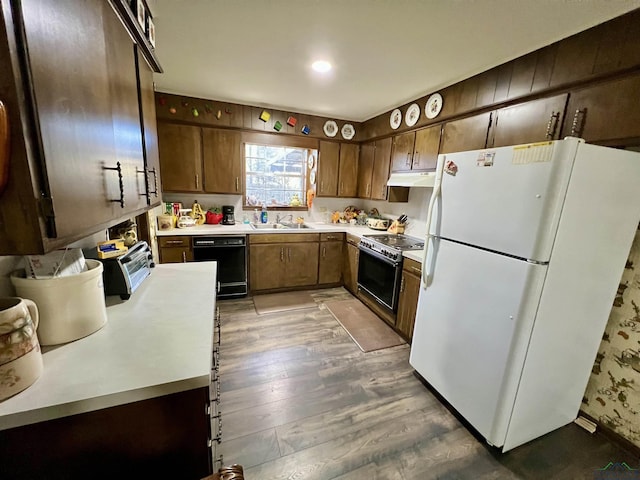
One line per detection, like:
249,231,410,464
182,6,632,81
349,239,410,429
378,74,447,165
0,297,42,401
10,260,108,346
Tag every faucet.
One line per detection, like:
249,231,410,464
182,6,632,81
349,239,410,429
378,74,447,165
276,213,293,224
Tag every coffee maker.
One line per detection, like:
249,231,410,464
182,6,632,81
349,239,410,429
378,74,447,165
222,205,235,225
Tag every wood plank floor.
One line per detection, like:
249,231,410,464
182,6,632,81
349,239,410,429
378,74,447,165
217,287,639,479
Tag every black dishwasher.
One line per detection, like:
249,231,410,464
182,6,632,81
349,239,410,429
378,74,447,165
192,236,247,298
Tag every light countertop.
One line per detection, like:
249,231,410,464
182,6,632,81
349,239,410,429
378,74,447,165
156,222,424,263
0,262,217,431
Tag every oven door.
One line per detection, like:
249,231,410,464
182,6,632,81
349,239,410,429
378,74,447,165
357,247,402,311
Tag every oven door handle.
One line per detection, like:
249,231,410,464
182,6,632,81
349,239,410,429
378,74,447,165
358,246,398,266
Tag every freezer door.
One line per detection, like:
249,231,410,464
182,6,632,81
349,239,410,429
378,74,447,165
431,138,580,262
409,239,547,447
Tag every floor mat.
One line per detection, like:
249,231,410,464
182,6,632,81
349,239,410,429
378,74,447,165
325,299,406,353
253,291,318,315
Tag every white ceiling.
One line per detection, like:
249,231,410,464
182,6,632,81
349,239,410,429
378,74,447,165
151,0,640,122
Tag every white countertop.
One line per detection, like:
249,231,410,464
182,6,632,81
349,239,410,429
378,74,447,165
155,221,371,236
156,222,425,263
403,249,425,263
0,262,217,431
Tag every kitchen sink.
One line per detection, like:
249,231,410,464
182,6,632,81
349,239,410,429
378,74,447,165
249,222,313,230
250,223,288,229
280,223,313,229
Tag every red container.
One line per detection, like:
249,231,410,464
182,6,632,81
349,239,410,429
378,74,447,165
206,211,223,224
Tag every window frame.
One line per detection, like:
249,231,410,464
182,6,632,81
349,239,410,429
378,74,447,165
241,132,318,211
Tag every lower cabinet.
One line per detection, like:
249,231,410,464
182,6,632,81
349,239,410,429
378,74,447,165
319,233,345,285
0,387,212,479
159,236,193,263
343,234,360,295
249,234,319,291
396,258,422,342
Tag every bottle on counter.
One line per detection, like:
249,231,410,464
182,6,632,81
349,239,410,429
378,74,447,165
253,209,260,223
261,205,268,224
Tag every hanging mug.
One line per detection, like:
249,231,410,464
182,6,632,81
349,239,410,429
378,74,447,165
0,297,43,401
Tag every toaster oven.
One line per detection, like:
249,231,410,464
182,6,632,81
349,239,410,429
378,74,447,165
89,241,154,299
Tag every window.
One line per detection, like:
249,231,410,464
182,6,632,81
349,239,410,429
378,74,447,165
245,143,314,208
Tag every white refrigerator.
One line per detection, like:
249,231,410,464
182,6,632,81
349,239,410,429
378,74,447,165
409,137,640,451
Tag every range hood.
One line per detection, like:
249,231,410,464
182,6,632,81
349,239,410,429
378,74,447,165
386,171,436,188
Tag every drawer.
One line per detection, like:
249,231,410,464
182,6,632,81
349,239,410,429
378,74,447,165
320,232,345,242
158,236,191,248
249,233,320,244
403,257,422,276
346,233,360,246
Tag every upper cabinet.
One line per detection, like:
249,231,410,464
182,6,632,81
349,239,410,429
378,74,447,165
202,128,243,194
358,137,392,200
390,132,415,172
158,123,203,192
317,141,359,198
411,125,441,171
390,125,440,172
0,0,158,255
562,73,640,145
440,112,492,154
338,143,359,197
441,94,567,154
157,124,244,195
317,141,339,197
135,49,162,207
490,94,568,148
356,141,374,199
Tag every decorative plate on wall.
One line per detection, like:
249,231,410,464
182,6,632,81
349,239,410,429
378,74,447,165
405,103,420,127
310,169,316,185
389,109,402,130
425,93,443,119
341,123,355,140
308,152,315,169
323,120,338,137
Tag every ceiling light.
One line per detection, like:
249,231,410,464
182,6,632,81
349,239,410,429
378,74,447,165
311,60,332,73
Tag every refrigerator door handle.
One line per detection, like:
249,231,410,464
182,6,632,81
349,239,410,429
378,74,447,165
422,155,446,288
422,234,437,287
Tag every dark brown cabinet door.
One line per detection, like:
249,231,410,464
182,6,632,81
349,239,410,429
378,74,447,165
103,4,146,214
159,247,194,264
19,0,121,239
249,244,284,290
563,74,640,144
491,94,568,148
390,132,415,172
343,242,359,295
371,137,392,200
396,267,421,342
412,125,441,171
440,112,492,154
319,241,343,284
158,123,203,192
357,141,374,198
317,141,340,196
136,48,161,207
202,128,242,194
284,243,319,287
338,143,359,197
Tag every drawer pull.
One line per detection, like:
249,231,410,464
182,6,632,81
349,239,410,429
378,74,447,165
545,111,560,139
182,251,186,263
571,108,587,137
103,162,124,208
410,266,421,274
165,240,184,245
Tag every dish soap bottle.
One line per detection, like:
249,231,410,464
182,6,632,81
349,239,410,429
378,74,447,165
261,205,268,224
253,208,260,224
